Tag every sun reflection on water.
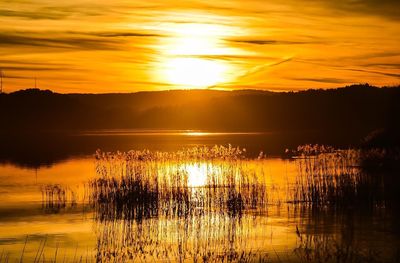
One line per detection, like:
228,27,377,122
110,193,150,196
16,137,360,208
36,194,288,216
186,163,208,187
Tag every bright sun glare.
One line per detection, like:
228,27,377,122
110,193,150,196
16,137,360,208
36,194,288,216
186,164,208,187
165,58,227,87
158,23,234,89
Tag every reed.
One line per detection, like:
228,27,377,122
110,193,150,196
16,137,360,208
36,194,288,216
290,144,387,209
89,145,267,221
40,184,79,213
33,145,399,262
93,210,269,262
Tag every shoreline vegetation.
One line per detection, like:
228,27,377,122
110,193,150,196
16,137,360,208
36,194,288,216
21,144,398,262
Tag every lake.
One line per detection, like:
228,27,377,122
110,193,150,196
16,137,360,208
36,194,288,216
0,131,399,262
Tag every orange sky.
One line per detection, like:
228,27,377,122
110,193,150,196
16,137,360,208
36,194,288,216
1,0,399,93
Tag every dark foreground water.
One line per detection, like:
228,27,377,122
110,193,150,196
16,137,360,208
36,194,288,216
0,131,399,262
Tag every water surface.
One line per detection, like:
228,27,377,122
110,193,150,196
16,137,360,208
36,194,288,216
0,131,398,262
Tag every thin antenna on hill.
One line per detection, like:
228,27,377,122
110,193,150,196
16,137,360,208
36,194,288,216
0,69,3,94
35,76,37,89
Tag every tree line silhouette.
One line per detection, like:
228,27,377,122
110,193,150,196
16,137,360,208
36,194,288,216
1,84,398,136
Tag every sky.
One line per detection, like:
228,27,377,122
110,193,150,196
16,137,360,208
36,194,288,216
0,0,399,93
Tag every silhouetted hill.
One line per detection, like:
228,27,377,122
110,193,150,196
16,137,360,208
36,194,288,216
1,84,399,137
1,84,399,168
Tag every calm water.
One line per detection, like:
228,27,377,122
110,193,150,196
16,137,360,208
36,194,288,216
0,131,398,262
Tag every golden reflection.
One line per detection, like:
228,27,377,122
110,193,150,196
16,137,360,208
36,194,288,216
185,131,210,136
1,151,387,262
186,163,208,187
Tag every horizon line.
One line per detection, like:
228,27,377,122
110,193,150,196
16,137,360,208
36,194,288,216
2,83,400,95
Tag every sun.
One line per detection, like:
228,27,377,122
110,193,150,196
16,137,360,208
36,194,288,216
165,57,227,88
156,22,236,89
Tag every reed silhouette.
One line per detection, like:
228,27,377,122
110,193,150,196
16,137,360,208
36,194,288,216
33,145,400,262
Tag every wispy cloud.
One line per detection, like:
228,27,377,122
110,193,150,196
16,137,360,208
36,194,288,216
209,57,294,89
0,9,68,20
316,0,400,20
228,39,324,45
289,77,350,84
0,32,120,50
347,68,400,79
83,32,163,38
0,30,163,52
0,3,105,20
361,63,400,70
0,66,72,71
